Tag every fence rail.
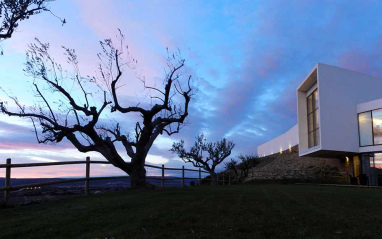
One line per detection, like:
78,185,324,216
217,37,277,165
0,157,210,206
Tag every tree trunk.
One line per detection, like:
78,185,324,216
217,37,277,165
210,171,218,186
130,162,147,188
103,150,148,189
233,168,239,184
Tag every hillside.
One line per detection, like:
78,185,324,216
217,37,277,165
245,152,351,182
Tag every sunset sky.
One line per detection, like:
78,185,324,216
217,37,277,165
1,0,382,178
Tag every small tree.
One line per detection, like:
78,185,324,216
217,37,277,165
225,154,258,183
171,134,235,185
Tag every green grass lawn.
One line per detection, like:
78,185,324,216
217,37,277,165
1,184,382,239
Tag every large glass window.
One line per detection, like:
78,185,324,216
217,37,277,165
358,109,382,146
373,153,382,169
358,111,373,146
373,109,382,144
370,153,382,186
307,89,320,148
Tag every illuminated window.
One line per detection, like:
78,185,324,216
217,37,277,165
358,109,382,146
307,89,319,148
372,109,382,144
372,154,382,169
358,111,373,146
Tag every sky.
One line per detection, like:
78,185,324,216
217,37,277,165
1,0,382,178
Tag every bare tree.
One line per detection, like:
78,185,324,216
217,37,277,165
171,134,235,185
225,154,258,184
0,34,194,188
225,159,240,183
0,0,64,53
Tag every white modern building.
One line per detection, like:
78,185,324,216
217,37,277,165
258,63,382,186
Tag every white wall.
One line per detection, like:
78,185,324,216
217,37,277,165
314,63,382,154
257,125,298,157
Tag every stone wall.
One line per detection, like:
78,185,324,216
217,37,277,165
244,152,352,183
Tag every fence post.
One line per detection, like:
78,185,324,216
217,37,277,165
161,164,164,188
228,173,231,185
4,158,11,206
199,168,201,186
182,166,185,187
222,173,225,186
85,156,90,196
252,168,254,179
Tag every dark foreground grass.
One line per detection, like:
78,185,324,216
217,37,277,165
1,184,382,239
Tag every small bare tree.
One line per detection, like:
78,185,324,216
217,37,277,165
225,154,258,183
0,33,194,188
171,134,235,185
225,159,240,183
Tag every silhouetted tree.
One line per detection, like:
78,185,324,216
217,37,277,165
0,0,64,54
0,33,194,188
225,159,240,183
171,134,235,185
225,154,258,183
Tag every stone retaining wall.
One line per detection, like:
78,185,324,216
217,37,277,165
243,152,353,182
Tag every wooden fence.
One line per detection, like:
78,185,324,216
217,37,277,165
0,157,351,206
0,157,211,206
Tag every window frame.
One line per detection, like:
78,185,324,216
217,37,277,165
307,89,319,148
357,108,382,147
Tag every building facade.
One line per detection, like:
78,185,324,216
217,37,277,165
258,63,382,186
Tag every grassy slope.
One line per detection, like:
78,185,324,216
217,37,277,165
1,184,382,239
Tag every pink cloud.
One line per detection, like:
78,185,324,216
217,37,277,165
337,50,370,73
336,40,382,78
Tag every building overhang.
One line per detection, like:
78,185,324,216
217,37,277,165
300,149,358,158
357,98,382,113
359,145,382,153
299,145,321,156
297,65,318,92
